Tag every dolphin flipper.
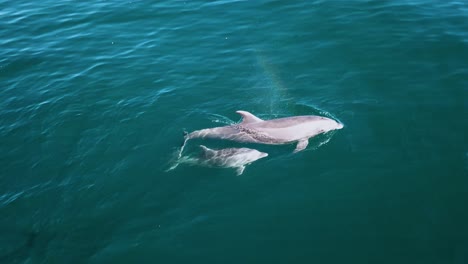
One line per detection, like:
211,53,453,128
235,166,245,176
294,139,309,153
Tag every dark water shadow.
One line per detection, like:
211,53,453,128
0,229,38,263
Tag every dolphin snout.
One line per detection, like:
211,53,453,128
336,122,344,129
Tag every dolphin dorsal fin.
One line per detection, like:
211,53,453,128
236,111,263,124
199,145,215,157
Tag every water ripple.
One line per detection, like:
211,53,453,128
1,0,467,262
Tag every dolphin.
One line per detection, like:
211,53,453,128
171,145,268,175
184,110,344,153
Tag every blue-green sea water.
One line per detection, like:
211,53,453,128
1,1,467,263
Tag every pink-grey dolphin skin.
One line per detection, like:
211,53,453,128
170,145,268,175
197,145,268,175
185,110,344,153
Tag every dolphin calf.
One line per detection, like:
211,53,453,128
184,111,344,153
171,145,268,175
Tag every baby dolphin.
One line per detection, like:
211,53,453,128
185,110,344,153
174,145,268,175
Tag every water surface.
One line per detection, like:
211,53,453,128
1,1,467,263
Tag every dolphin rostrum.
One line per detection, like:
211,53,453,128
184,110,344,153
171,145,268,175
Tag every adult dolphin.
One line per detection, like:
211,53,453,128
184,110,344,153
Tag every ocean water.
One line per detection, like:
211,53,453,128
1,0,467,263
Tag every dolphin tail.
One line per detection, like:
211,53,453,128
178,130,189,159
167,134,187,172
166,162,180,172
